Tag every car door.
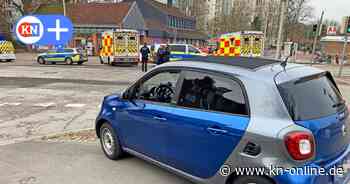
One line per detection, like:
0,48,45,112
45,49,57,62
159,70,250,178
116,69,181,162
169,45,187,61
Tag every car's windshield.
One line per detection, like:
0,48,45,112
278,73,345,121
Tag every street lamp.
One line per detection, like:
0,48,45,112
63,0,66,16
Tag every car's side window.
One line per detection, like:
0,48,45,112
135,70,180,104
169,45,186,53
178,71,248,116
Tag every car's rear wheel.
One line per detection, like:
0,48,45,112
77,61,83,65
100,123,124,160
37,57,46,64
65,58,73,65
232,176,274,184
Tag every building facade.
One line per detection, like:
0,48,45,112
38,0,206,54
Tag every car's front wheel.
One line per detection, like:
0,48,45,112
65,57,73,65
37,57,46,64
100,123,124,160
232,176,274,184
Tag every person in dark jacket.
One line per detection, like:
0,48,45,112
164,44,171,63
140,43,150,72
157,45,166,65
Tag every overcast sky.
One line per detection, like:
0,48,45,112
310,0,349,22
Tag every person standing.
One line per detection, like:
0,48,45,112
164,44,171,63
157,45,165,65
140,43,150,72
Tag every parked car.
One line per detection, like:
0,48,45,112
95,56,350,184
0,40,16,62
152,44,206,62
37,48,88,65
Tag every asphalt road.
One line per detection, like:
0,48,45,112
0,54,145,145
0,141,192,184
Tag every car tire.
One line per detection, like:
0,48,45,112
100,123,124,160
65,58,73,65
232,176,274,184
37,57,46,65
77,61,83,65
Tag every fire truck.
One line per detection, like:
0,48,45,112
100,29,139,66
215,31,264,57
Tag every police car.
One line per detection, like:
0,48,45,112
37,48,88,65
152,44,206,62
0,40,16,62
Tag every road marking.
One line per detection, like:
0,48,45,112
65,104,86,108
33,102,56,107
0,103,21,106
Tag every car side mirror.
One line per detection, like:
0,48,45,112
123,86,137,100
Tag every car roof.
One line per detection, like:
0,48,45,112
181,56,279,70
157,57,323,83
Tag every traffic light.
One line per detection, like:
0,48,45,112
313,24,318,33
347,17,350,33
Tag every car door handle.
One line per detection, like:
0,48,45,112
207,127,228,135
153,116,167,121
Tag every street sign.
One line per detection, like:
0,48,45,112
327,26,337,35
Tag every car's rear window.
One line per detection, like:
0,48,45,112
278,73,345,121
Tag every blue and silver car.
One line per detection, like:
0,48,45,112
37,48,88,65
95,56,350,184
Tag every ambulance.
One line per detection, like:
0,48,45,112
215,31,264,57
0,39,16,62
100,29,139,66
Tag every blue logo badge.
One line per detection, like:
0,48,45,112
15,15,73,45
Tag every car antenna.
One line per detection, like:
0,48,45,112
281,56,289,71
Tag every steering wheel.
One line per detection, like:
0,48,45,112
153,84,174,102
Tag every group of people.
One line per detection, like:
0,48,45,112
140,43,171,72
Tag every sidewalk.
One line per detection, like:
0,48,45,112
0,141,191,184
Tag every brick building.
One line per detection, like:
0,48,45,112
37,0,207,55
320,36,350,62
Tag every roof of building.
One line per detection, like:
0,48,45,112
125,0,193,19
146,0,194,19
67,2,133,25
180,56,280,70
36,2,134,26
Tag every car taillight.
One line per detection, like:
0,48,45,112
285,131,315,161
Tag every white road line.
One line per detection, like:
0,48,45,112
65,104,86,108
33,102,56,107
0,103,21,106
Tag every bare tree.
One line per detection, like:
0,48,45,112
191,0,209,33
286,0,314,42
